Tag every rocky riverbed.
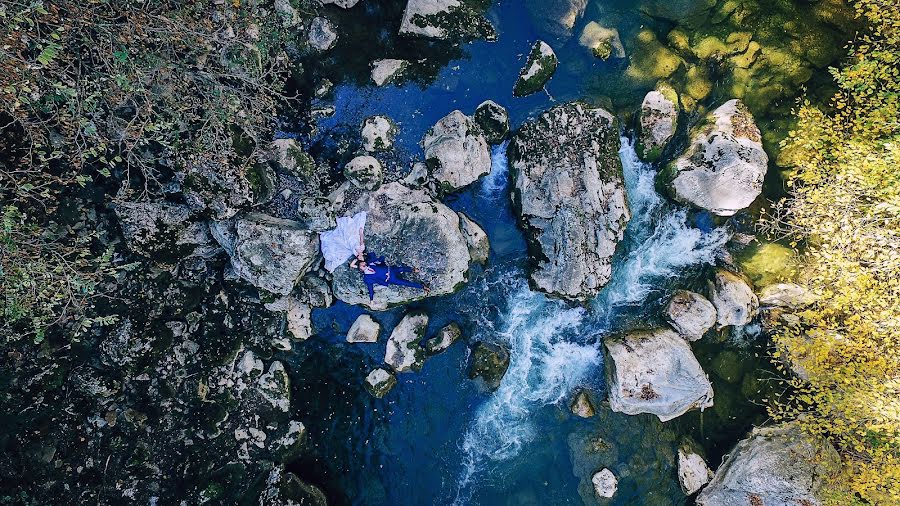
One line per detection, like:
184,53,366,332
1,0,857,504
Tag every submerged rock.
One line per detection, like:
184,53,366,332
662,99,768,216
591,468,618,499
664,290,717,341
578,22,626,60
513,41,558,97
211,213,319,296
259,466,327,506
526,0,587,38
473,100,510,144
509,102,630,300
384,313,429,372
307,17,337,51
344,155,384,190
709,269,759,329
697,424,840,506
604,328,714,422
399,0,496,41
361,115,398,152
364,368,397,398
423,110,491,192
678,439,713,495
347,314,380,343
330,183,473,309
115,201,215,259
371,58,409,86
570,390,596,418
457,212,489,264
467,342,510,391
424,322,461,354
637,85,679,162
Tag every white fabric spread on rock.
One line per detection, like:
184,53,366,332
320,211,367,272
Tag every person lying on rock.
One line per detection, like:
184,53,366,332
349,252,429,301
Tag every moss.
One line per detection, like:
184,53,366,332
684,65,713,100
625,29,684,83
513,42,558,97
693,36,728,59
735,241,798,287
666,28,691,54
731,41,761,68
592,40,613,60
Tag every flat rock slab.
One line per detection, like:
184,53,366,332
605,328,713,422
399,0,496,40
330,182,473,310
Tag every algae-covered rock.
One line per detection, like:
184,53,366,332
708,269,759,329
364,368,397,398
662,99,768,216
270,138,315,179
473,100,509,144
210,213,320,296
697,423,840,506
509,102,630,300
735,241,798,288
424,322,461,354
384,313,429,372
259,466,328,506
605,328,714,422
329,183,473,309
637,85,679,162
399,0,496,41
625,29,684,83
361,115,398,152
467,342,510,391
371,58,409,86
344,155,384,190
570,390,596,418
758,283,815,310
578,22,626,60
664,290,717,341
513,41,558,97
423,110,491,192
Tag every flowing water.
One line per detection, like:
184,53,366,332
284,0,796,503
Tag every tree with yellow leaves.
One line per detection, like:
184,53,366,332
763,0,900,503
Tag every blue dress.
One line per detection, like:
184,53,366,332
361,253,424,300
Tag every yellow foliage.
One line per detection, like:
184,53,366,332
763,0,900,503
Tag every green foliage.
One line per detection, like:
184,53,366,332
762,0,900,502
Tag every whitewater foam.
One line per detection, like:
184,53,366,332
479,141,510,199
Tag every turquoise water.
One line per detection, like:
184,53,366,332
284,1,787,504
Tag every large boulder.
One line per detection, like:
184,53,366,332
344,155,384,190
399,0,496,41
115,201,216,259
662,99,768,216
513,41,558,97
664,290,717,341
697,424,840,506
210,213,319,296
526,0,588,38
604,328,714,422
709,269,759,329
423,110,491,192
330,183,474,309
384,313,429,372
509,102,630,300
307,17,337,51
637,86,679,162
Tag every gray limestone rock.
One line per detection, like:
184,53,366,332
513,41,558,97
115,201,216,259
364,368,397,398
307,17,338,51
664,290,717,340
399,0,496,41
637,85,679,162
509,102,630,300
344,155,384,190
423,110,491,192
473,100,510,144
347,314,380,343
709,269,759,329
361,115,398,152
371,59,410,86
424,322,461,355
457,212,489,264
384,313,429,372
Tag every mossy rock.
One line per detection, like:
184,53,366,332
513,40,558,97
735,241,798,287
683,65,713,101
730,41,762,69
625,29,684,83
246,163,276,204
666,28,691,54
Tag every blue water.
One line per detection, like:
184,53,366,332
284,1,763,504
